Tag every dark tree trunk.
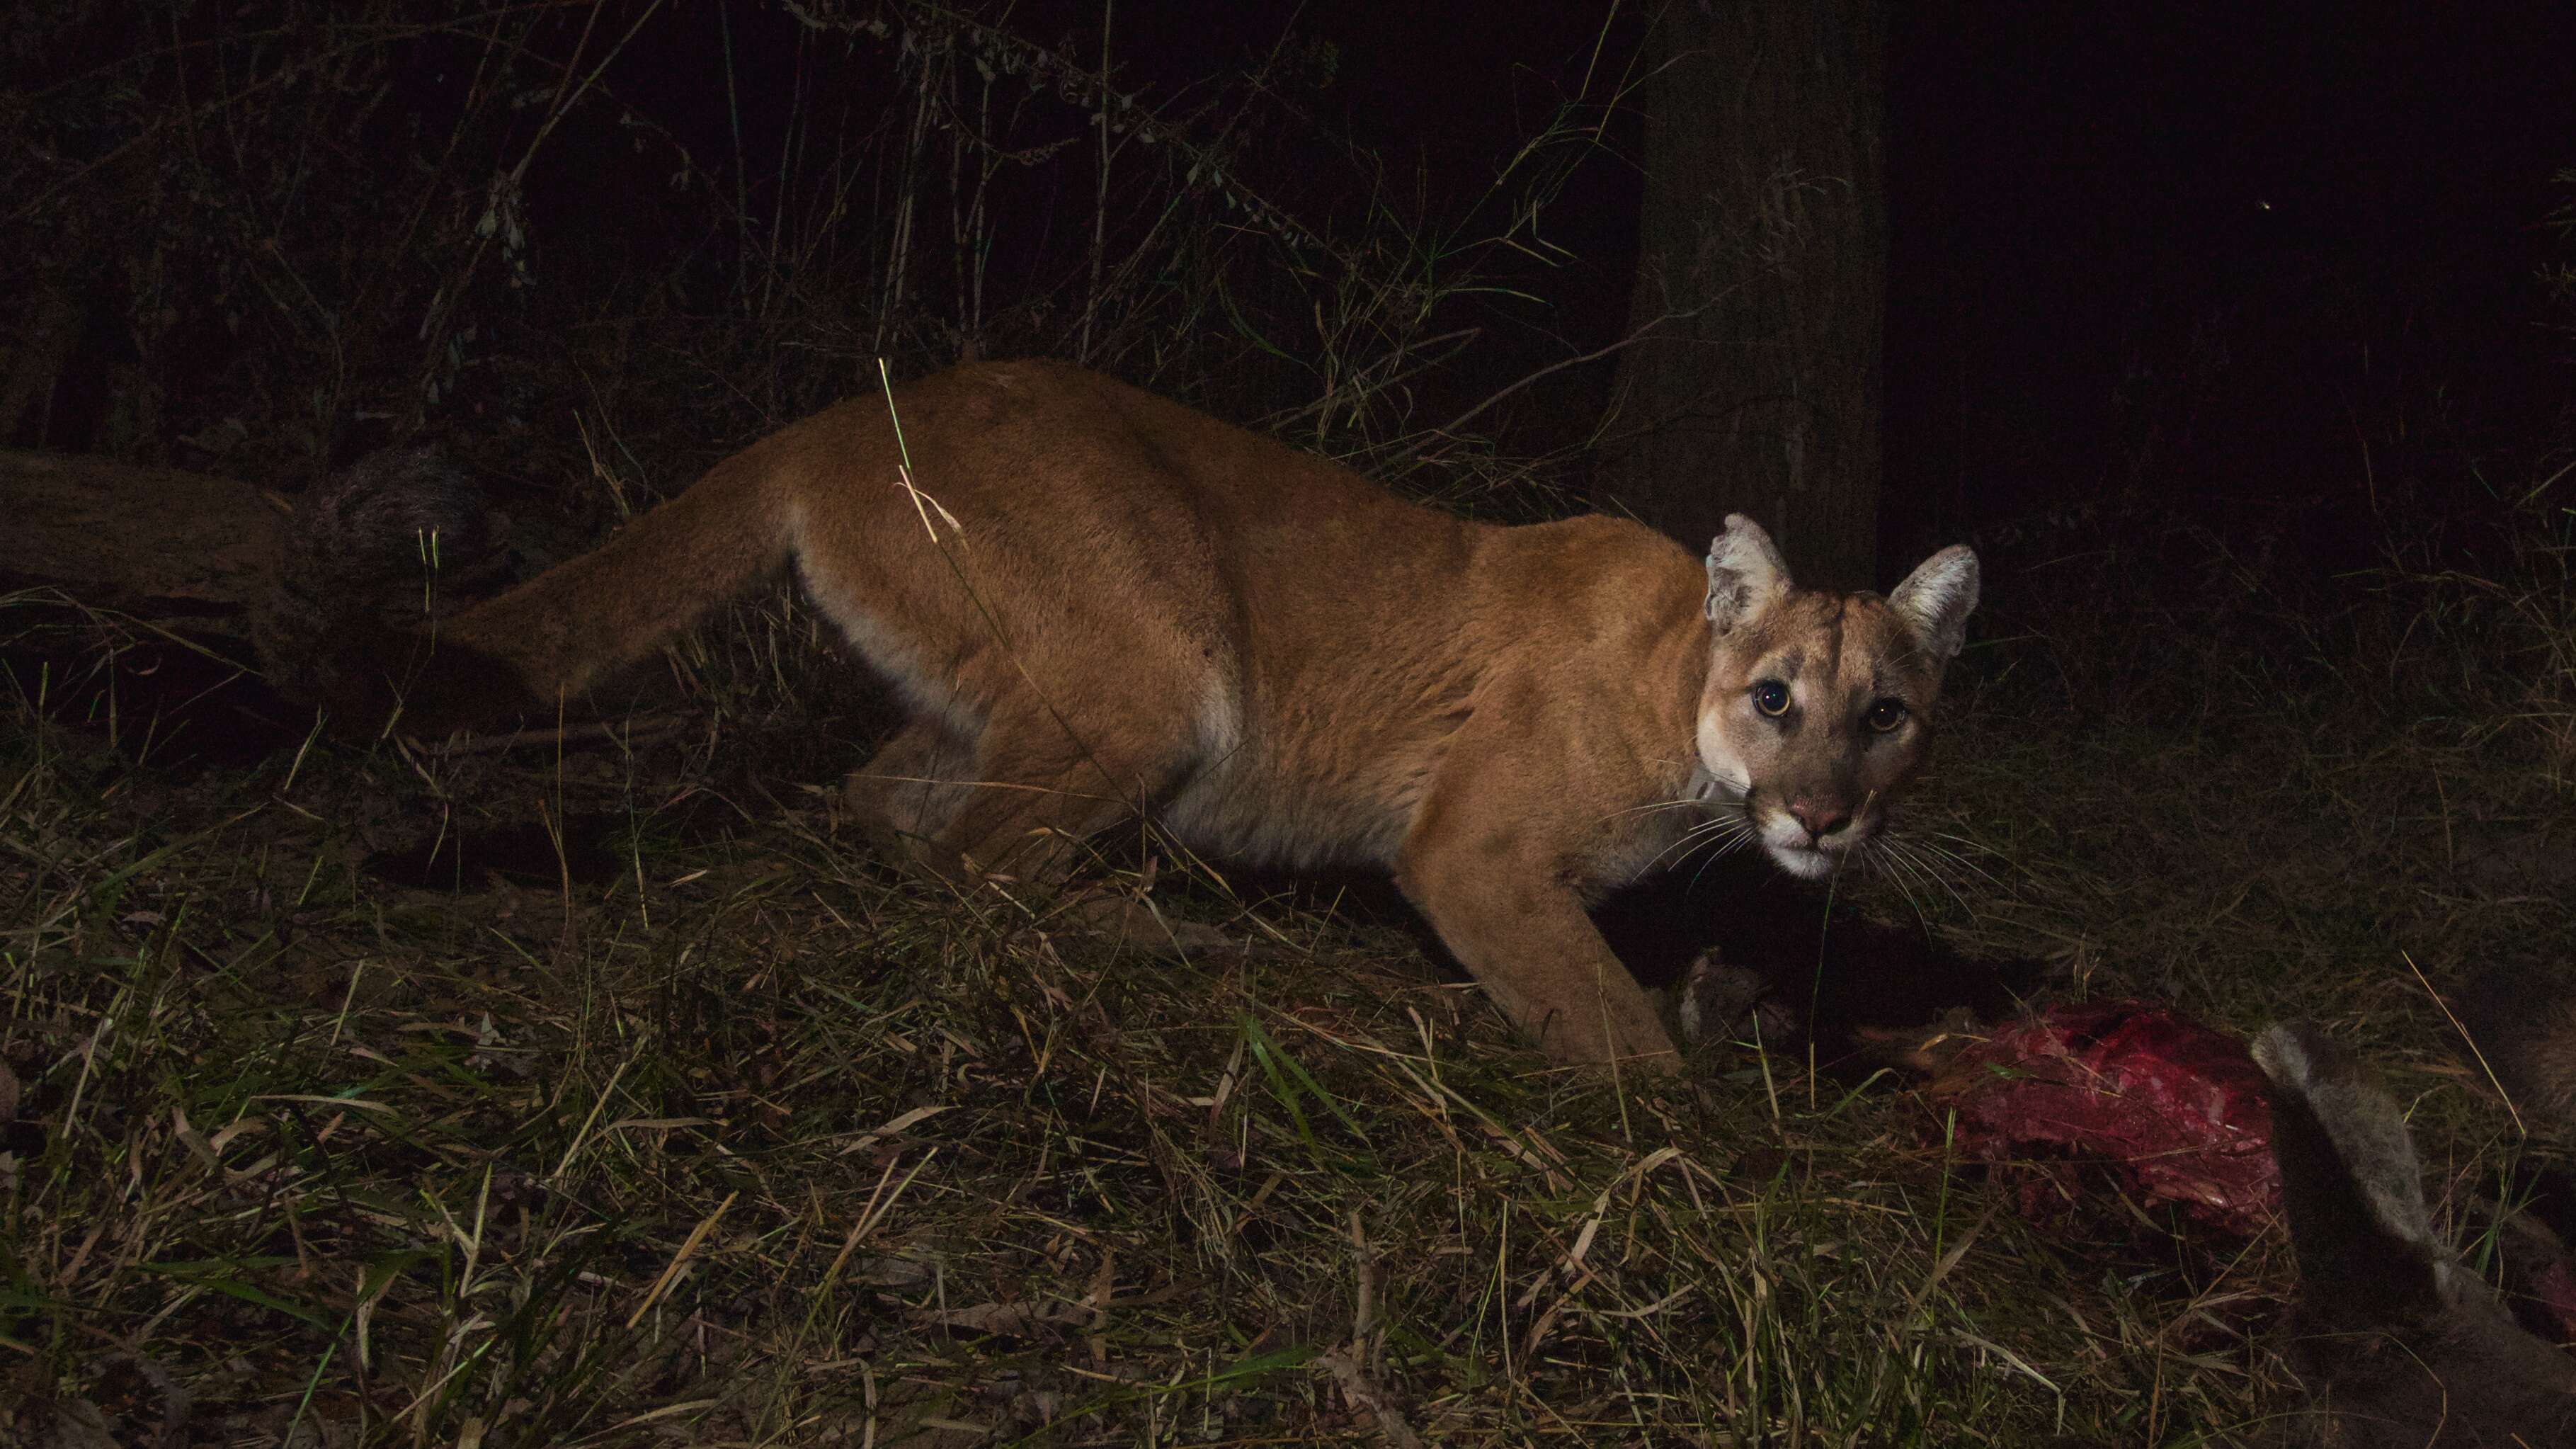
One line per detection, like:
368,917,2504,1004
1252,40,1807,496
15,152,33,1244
1596,0,1889,589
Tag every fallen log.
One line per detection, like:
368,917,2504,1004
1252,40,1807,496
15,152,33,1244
0,449,286,631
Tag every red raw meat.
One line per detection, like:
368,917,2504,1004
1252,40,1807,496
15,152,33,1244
2526,1256,2576,1344
1925,999,2281,1237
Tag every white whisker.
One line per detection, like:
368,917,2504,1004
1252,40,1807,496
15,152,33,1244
1916,830,2009,887
1651,813,1751,873
1681,822,1760,885
1866,839,1932,926
1880,833,1976,919
1907,835,2003,890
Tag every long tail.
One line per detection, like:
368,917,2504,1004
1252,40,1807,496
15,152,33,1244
256,439,794,737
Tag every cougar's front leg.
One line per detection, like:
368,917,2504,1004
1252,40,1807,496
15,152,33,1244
1395,814,1680,1074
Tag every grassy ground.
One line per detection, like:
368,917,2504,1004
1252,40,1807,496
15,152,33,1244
4,504,2573,1446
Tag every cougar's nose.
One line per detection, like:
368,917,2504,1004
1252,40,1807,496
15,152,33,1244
1788,798,1852,841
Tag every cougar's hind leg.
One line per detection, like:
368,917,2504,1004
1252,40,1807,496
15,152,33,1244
925,698,1170,879
919,700,1239,960
841,717,983,885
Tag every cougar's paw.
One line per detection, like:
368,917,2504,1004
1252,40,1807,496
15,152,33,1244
843,817,978,892
1066,892,1261,962
1677,949,1801,1048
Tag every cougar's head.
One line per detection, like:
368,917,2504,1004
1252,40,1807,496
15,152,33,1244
1694,516,1980,880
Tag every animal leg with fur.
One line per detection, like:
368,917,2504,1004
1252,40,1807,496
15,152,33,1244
841,705,1236,960
1396,856,1678,1072
2254,1020,2576,1446
1395,774,1680,1074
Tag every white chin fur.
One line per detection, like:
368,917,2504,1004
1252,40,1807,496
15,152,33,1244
1765,841,1835,880
1757,810,1865,880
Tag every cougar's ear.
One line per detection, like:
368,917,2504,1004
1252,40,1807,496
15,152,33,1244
1705,515,1791,632
1888,545,1979,663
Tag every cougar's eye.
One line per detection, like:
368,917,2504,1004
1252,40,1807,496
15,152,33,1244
1864,698,1909,733
1751,680,1791,717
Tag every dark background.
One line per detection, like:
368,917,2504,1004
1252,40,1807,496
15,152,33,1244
8,0,2575,572
979,0,2576,558
1886,0,2576,559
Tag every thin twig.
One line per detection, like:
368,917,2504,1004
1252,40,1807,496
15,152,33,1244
423,712,693,756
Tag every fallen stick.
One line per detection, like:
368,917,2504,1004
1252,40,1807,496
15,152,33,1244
423,712,695,756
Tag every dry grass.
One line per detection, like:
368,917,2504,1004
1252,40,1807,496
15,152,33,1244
6,448,2576,1449
13,2,2576,1443
21,499,2576,1448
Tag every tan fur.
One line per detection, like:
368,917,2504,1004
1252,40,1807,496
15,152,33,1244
295,360,1979,1073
